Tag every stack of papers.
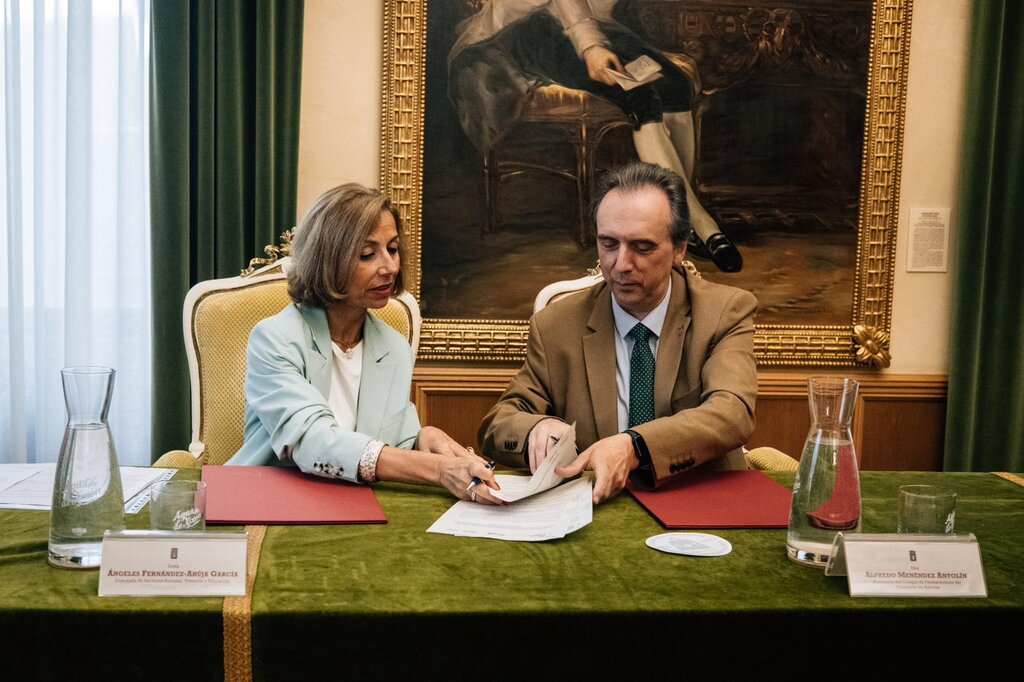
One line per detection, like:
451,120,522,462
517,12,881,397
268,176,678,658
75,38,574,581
490,425,579,503
428,424,593,541
427,476,593,542
0,463,172,514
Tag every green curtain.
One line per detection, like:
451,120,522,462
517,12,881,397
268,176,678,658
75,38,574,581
944,2,1024,471
149,0,304,457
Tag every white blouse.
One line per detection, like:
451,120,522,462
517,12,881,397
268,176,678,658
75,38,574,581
329,341,385,482
328,340,363,430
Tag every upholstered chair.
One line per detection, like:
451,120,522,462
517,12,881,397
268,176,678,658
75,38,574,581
154,254,421,468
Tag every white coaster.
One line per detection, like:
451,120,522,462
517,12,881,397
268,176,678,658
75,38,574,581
646,532,732,557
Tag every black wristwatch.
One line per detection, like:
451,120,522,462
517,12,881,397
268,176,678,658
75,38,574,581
623,429,650,462
623,429,655,489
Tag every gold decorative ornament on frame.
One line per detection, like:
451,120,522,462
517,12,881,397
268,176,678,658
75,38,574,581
853,324,892,368
381,0,911,366
242,230,294,277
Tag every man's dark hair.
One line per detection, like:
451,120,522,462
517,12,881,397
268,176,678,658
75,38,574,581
591,161,692,245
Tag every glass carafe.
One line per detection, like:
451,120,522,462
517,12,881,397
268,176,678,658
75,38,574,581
786,376,861,567
48,367,125,569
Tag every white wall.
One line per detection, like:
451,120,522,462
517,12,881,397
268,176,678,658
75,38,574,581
296,0,971,375
889,0,971,374
296,0,384,213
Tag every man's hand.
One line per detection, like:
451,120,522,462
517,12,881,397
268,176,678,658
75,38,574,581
555,433,638,504
582,45,625,86
526,419,573,473
417,425,473,458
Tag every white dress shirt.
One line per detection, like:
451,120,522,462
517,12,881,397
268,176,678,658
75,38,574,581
610,280,671,432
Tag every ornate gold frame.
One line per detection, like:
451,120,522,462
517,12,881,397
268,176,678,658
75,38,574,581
381,0,911,367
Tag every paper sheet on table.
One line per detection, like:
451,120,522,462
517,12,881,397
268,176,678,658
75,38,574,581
491,423,578,503
0,464,170,513
427,476,593,542
0,465,40,495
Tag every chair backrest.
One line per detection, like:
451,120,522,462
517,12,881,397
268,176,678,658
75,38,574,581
533,272,604,313
533,261,703,313
184,257,421,465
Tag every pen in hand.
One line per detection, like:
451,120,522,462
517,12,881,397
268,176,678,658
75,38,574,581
466,459,497,491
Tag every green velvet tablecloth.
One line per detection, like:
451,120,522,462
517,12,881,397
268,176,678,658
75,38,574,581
1,471,1021,680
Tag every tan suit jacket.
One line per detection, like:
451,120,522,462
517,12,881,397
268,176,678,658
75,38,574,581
479,268,757,488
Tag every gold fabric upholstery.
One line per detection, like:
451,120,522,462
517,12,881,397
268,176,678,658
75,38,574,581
152,450,202,469
368,299,411,340
153,257,419,468
745,447,800,472
192,280,294,465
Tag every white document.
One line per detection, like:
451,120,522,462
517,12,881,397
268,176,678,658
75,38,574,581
0,463,58,509
0,465,41,495
607,55,663,91
427,476,593,542
0,464,171,513
492,423,578,503
906,207,950,272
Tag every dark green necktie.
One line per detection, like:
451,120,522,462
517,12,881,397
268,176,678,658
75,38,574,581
628,323,656,427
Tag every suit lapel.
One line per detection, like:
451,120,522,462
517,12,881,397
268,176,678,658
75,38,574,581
655,270,691,415
583,286,618,440
356,314,397,435
298,304,332,398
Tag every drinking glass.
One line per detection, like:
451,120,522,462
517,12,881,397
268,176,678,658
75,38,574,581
150,480,207,531
898,485,956,533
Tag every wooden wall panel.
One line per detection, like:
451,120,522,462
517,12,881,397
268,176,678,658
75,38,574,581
857,399,946,470
747,396,810,459
412,368,512,451
411,367,949,471
755,373,949,471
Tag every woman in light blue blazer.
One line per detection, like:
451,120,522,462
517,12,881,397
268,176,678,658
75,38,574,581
228,184,502,505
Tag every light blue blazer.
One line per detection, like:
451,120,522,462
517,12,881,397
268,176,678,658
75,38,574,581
227,303,420,483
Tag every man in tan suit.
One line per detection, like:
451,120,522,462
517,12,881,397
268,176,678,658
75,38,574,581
479,162,756,504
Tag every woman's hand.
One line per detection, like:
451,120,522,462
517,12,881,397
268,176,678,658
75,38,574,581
376,445,503,505
417,425,474,458
436,455,505,506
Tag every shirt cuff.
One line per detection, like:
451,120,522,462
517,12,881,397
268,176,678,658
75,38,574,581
357,438,385,483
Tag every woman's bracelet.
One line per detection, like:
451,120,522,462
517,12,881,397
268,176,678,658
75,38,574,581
357,438,385,483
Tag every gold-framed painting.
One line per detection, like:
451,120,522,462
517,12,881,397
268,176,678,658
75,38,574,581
381,0,911,367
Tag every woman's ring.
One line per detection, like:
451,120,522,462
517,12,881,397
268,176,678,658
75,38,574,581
470,490,477,502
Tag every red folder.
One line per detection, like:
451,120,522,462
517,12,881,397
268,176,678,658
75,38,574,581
202,465,388,525
627,470,791,528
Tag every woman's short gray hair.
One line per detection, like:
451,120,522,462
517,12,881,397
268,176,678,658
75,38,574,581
287,183,407,307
